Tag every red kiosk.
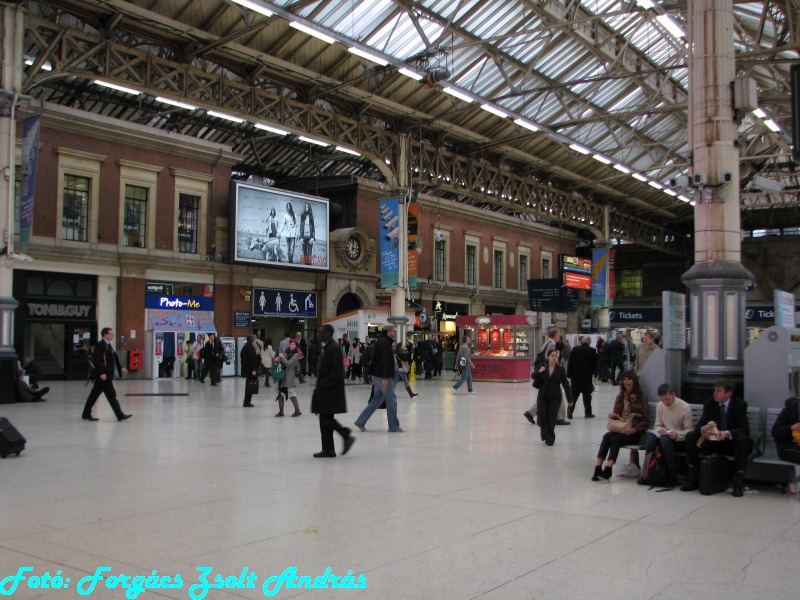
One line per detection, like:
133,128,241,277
455,314,537,382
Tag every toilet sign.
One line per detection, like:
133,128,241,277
252,288,317,318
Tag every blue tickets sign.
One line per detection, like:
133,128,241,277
252,288,317,318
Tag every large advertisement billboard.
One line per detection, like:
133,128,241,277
231,182,329,271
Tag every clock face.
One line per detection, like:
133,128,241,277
346,237,362,260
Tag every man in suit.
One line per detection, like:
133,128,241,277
566,335,598,419
200,333,224,385
681,378,752,497
82,327,132,422
240,335,260,407
311,323,355,457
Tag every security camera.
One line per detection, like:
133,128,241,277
692,173,707,186
9,252,34,263
668,175,689,190
723,171,733,183
752,175,784,193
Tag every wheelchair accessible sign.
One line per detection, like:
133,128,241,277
252,288,317,318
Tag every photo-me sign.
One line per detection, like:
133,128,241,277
252,288,318,318
144,295,215,311
145,295,216,332
24,300,96,321
231,182,329,271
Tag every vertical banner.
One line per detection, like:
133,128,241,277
608,249,616,304
379,198,400,288
407,201,419,290
774,290,796,328
662,291,687,349
408,249,418,291
591,248,608,307
19,115,42,251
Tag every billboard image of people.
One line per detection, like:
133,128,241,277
231,182,329,271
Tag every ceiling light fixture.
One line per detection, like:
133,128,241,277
481,104,509,119
398,68,424,80
92,80,141,95
254,123,289,135
593,154,612,164
348,47,389,66
613,164,631,174
514,118,539,132
569,143,590,155
229,0,274,17
207,110,245,123
289,21,336,44
442,86,474,103
156,97,199,110
299,136,329,146
336,146,361,156
632,173,648,182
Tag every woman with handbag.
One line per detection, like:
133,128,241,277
592,370,650,481
274,340,302,417
532,348,572,446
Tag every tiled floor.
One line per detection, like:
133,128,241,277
2,374,800,599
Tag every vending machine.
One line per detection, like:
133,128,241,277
220,336,237,377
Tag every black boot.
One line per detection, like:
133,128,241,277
591,465,602,481
599,466,613,481
406,386,418,398
732,472,744,497
680,466,699,491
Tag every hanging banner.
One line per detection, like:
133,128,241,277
19,115,42,251
662,291,687,349
408,249,418,291
379,198,400,288
591,248,608,307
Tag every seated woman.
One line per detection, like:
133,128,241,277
771,396,800,464
592,369,650,481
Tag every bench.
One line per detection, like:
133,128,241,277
744,408,800,494
625,402,702,469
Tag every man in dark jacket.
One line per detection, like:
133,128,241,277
681,378,752,497
311,323,355,457
354,324,404,433
240,335,260,407
605,332,626,384
567,336,598,419
772,396,800,464
200,333,224,385
361,336,375,384
81,327,131,422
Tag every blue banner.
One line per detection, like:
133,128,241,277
379,198,400,288
252,287,317,318
144,295,215,311
591,248,608,308
19,115,41,251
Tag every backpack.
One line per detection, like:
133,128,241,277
271,361,286,382
638,444,667,487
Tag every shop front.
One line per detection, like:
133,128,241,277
455,314,536,382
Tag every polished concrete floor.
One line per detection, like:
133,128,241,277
2,373,800,600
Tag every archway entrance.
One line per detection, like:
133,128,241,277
336,292,362,315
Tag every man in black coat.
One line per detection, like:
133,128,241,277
201,333,224,385
567,335,598,419
82,327,131,422
240,335,260,407
605,332,626,384
681,378,752,497
354,324,404,433
310,323,355,457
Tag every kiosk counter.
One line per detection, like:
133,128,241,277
455,315,536,382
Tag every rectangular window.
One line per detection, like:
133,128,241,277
519,254,528,291
178,194,199,254
617,269,643,297
62,174,90,242
542,257,551,279
494,250,503,288
124,184,148,248
434,239,446,282
466,245,476,286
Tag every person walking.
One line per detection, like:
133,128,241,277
348,337,363,382
567,335,598,418
311,324,355,457
523,328,569,426
200,333,223,385
354,324,404,433
240,335,260,407
261,337,275,387
451,335,475,395
533,348,572,446
82,327,132,422
306,338,319,377
295,331,307,383
275,340,302,417
186,337,202,380
394,341,418,398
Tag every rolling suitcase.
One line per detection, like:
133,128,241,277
698,455,733,495
0,417,26,458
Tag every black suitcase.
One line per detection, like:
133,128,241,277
699,455,734,495
0,417,26,458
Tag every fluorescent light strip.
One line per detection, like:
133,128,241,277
648,181,663,190
632,173,648,182
348,47,389,66
569,143,590,155
93,80,141,95
635,0,655,8
752,108,767,119
230,0,273,17
678,195,692,203
593,154,612,164
336,146,361,156
290,21,335,44
299,136,329,147
442,86,474,103
613,164,631,174
24,57,52,71
481,104,509,119
664,189,677,196
765,119,781,132
254,123,289,135
657,14,686,38
398,68,424,80
514,118,539,132
207,110,245,124
156,97,198,111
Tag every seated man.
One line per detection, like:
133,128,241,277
771,396,800,464
644,384,693,487
22,356,44,389
17,370,50,402
681,378,752,497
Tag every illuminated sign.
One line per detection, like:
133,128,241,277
563,272,592,290
144,295,214,311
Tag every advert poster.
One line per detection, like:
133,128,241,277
591,248,608,307
232,182,329,271
379,198,400,288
